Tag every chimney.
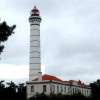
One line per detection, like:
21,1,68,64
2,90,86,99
38,72,42,81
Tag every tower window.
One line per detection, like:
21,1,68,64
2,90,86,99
31,86,34,92
43,85,46,92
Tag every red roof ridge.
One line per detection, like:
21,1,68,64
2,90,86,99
32,74,63,82
32,74,86,87
67,80,86,87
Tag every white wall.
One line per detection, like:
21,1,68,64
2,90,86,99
29,17,41,81
26,81,91,98
26,82,51,98
51,83,70,94
71,86,91,96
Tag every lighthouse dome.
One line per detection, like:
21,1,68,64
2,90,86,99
31,6,40,16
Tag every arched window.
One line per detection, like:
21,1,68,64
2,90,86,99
82,89,83,94
53,85,55,92
85,90,86,95
73,88,74,94
87,90,88,96
61,86,63,93
75,88,76,92
64,87,66,93
68,87,70,94
31,86,34,92
43,85,46,92
57,86,59,93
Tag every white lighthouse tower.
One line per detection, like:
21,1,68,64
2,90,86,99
29,6,42,81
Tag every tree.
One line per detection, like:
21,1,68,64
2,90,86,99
90,79,100,95
0,80,26,100
17,83,26,100
0,80,5,94
0,21,16,54
5,81,18,97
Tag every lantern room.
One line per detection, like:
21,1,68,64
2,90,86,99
31,6,40,16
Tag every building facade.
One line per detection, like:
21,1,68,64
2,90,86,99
26,74,91,98
26,6,91,99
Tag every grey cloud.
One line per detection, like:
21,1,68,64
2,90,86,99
1,0,100,83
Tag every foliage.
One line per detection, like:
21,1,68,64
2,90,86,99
71,93,88,100
0,80,26,100
0,21,16,53
28,92,88,100
28,92,100,100
90,79,100,95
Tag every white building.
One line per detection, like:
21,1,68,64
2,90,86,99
26,6,91,99
26,74,91,98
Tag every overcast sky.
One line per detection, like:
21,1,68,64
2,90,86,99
0,0,100,84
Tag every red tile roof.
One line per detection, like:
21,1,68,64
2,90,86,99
67,80,74,84
33,74,63,82
67,80,85,87
78,82,85,87
32,74,86,87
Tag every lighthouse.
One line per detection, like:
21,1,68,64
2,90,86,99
26,6,92,98
29,6,42,81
